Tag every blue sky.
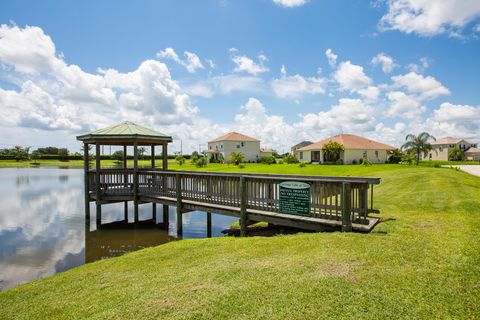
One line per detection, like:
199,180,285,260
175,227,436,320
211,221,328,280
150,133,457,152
0,0,479,153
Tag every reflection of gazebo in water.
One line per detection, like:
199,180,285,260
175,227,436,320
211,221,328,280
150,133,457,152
77,121,172,226
85,219,175,263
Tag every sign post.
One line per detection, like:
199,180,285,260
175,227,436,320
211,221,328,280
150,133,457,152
279,181,311,216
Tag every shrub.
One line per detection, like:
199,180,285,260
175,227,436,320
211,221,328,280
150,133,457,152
283,154,299,164
260,155,276,165
278,159,284,164
362,158,372,167
298,162,306,167
335,159,344,165
352,159,357,165
388,149,403,164
195,157,207,168
238,163,245,169
448,147,465,161
229,152,246,165
175,154,185,166
190,151,200,165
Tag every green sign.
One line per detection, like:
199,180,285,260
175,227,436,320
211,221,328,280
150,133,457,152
279,181,311,216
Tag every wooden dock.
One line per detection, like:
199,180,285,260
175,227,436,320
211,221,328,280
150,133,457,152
77,121,381,236
87,169,380,234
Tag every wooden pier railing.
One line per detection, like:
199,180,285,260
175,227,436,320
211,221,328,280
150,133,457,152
88,169,380,232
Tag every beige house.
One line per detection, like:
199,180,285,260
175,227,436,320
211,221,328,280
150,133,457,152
465,147,480,161
297,134,395,164
291,141,313,156
206,132,272,162
426,137,477,161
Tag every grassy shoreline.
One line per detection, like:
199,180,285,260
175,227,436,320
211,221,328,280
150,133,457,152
1,164,479,319
0,158,478,169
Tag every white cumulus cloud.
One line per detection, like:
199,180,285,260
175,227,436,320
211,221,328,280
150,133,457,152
325,48,338,68
379,0,480,37
391,71,450,100
156,47,204,73
334,61,373,92
273,0,309,8
231,53,269,75
371,53,397,73
271,66,326,99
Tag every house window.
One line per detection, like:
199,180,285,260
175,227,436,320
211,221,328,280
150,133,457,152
439,147,443,152
221,144,223,149
429,153,432,159
241,142,244,147
237,144,240,148
363,151,367,159
375,150,379,158
299,152,303,160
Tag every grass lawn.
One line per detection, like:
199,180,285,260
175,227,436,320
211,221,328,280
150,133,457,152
0,159,174,168
1,164,479,319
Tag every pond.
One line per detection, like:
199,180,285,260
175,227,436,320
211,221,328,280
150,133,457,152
0,167,236,291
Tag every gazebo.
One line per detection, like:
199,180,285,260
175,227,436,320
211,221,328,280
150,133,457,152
77,121,173,225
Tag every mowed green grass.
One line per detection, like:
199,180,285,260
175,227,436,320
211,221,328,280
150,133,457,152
0,159,170,168
1,164,479,319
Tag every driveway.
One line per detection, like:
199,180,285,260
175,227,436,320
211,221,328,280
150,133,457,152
456,165,480,178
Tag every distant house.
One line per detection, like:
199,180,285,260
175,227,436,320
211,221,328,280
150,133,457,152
465,147,480,161
206,132,271,162
291,141,313,156
426,137,477,161
296,134,395,164
260,148,274,157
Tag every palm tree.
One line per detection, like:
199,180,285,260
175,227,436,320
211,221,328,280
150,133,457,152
401,132,436,165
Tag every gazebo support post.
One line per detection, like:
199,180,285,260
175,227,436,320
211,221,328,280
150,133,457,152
134,142,139,224
83,143,90,221
162,143,169,228
151,145,156,222
123,145,128,222
95,143,101,226
162,143,168,170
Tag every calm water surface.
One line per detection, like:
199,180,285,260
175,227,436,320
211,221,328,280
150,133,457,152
0,167,236,291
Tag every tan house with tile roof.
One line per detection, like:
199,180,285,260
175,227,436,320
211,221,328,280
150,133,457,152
425,137,477,161
297,134,395,164
465,147,480,161
206,132,271,162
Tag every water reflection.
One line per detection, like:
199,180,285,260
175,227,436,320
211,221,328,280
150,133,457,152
0,168,236,291
85,220,175,263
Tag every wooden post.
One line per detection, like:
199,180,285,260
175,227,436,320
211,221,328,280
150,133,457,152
341,182,352,232
133,142,139,223
95,143,101,225
162,144,168,170
240,176,247,237
123,145,128,221
176,173,182,236
163,205,169,230
151,145,155,169
358,184,368,224
370,184,374,211
152,203,157,223
123,145,127,168
207,211,212,238
83,143,90,221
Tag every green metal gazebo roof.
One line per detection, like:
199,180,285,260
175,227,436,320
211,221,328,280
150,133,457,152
76,121,172,145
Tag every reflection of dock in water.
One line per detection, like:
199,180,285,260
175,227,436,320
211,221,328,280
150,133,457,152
85,220,175,263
